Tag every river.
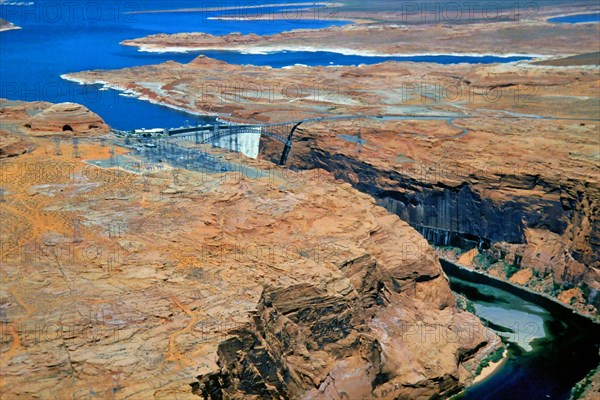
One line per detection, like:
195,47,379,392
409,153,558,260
442,260,600,400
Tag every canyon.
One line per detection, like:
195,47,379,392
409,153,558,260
2,0,599,398
0,99,499,398
64,54,600,319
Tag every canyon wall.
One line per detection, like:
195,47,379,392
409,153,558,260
260,132,599,314
0,100,498,399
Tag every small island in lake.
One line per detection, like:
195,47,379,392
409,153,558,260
0,18,19,32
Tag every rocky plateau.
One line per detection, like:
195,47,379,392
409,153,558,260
64,53,600,318
0,100,498,399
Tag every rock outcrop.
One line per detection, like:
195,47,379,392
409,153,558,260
28,102,109,136
192,252,498,400
62,54,599,316
0,101,496,399
0,129,34,158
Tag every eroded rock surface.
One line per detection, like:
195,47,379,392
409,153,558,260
192,253,498,399
28,102,110,136
0,101,496,399
63,55,600,316
0,99,110,137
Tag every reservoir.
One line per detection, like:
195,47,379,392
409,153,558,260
0,0,348,129
548,13,600,24
2,0,530,130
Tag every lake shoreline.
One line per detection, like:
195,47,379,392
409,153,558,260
0,26,20,32
0,20,20,33
124,41,546,60
60,74,217,121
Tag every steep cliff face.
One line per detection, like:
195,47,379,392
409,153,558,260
0,101,497,399
192,252,498,400
259,128,599,313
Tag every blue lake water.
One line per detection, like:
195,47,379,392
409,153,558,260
0,0,536,130
0,0,348,129
199,50,531,67
548,13,600,24
1,3,598,398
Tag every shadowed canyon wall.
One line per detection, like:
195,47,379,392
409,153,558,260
260,140,599,310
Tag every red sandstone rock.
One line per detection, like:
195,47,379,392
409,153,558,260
27,102,109,136
0,101,497,399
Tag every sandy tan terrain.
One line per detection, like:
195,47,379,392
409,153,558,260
62,54,600,318
0,100,498,399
